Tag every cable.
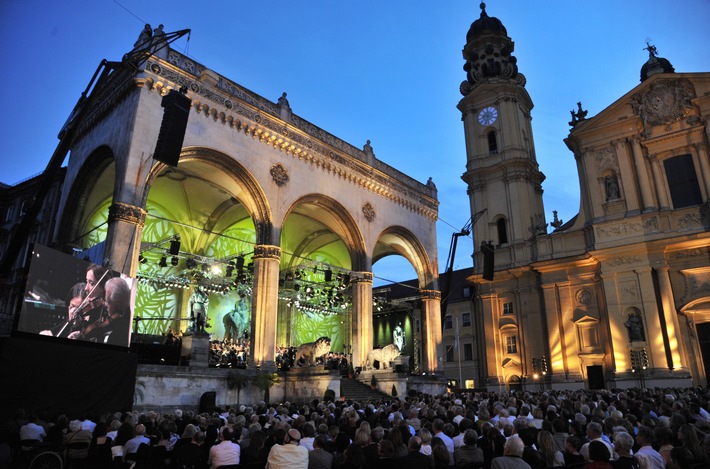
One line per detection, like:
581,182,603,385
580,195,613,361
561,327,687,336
112,0,147,25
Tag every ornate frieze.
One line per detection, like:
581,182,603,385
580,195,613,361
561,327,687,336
144,56,439,222
630,78,699,136
606,256,643,267
677,213,703,230
269,163,289,187
595,221,643,239
108,202,147,226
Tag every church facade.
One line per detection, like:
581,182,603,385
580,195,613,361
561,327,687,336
460,5,710,390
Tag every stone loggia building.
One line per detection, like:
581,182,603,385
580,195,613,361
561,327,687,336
50,29,442,374
460,4,710,390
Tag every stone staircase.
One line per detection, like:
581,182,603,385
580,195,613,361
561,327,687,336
340,377,392,401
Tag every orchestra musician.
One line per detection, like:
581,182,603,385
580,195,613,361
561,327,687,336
39,283,86,338
79,277,132,346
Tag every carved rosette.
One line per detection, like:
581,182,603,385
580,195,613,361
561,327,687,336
269,163,289,186
108,202,147,226
576,289,592,305
362,202,376,222
252,245,281,260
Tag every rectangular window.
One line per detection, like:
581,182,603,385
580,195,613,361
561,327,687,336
506,336,517,354
664,154,702,208
462,286,472,298
464,343,473,361
462,313,471,327
465,379,475,389
445,345,455,362
503,302,513,315
444,316,453,329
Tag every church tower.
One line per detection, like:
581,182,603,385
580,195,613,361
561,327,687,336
459,3,547,272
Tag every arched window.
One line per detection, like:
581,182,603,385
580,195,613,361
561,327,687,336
497,218,508,245
487,131,498,154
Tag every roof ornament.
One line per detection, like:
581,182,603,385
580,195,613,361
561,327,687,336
568,102,588,128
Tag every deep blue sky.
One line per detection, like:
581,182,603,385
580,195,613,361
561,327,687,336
2,1,709,282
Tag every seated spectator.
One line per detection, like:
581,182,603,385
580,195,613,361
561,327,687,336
309,434,334,469
208,426,240,469
585,440,612,469
611,432,635,469
400,436,433,469
634,425,664,469
173,430,207,469
63,419,92,468
491,435,528,469
454,429,484,468
267,428,308,469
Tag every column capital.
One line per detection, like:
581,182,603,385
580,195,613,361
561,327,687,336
420,289,442,301
253,244,281,260
108,202,146,226
351,271,373,284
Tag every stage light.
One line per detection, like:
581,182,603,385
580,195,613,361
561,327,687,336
171,256,179,266
294,283,300,291
325,269,332,282
169,236,181,255
236,255,245,271
186,258,197,269
139,254,147,264
226,262,235,277
295,270,302,280
343,274,350,286
159,256,168,267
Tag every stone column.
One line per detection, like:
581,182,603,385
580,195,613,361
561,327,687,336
649,157,670,210
613,139,640,213
350,272,373,369
105,202,147,276
692,143,710,200
630,138,655,211
421,290,442,374
251,245,281,369
655,266,683,370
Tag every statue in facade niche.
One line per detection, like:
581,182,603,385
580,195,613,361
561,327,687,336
134,24,152,50
625,313,645,342
605,175,620,200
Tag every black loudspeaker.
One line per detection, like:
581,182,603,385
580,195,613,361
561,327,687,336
481,241,495,281
153,89,191,167
199,391,216,413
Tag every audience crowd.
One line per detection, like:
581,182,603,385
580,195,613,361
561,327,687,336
3,386,710,469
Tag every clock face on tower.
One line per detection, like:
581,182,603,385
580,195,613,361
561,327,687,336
478,106,498,125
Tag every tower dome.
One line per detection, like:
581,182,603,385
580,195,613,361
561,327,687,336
461,3,522,96
640,42,675,82
466,2,507,41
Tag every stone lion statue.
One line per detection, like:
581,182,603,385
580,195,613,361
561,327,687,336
366,343,400,370
295,336,332,366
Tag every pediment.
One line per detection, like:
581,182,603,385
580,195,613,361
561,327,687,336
573,308,600,324
501,357,520,368
498,316,517,330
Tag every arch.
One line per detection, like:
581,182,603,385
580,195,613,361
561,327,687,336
495,216,508,245
281,193,367,272
57,145,115,247
487,130,498,154
145,147,273,245
373,225,436,290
